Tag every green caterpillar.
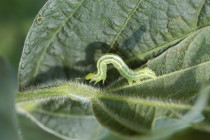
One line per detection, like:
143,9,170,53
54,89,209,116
85,54,157,85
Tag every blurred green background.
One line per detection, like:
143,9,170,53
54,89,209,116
0,0,61,139
0,0,47,69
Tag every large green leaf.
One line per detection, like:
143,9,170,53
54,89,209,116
18,0,210,89
16,82,121,140
0,57,19,140
16,82,210,139
18,0,210,139
17,99,108,140
93,24,210,136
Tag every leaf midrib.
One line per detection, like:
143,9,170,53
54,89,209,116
96,94,195,110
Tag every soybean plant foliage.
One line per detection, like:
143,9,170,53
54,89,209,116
7,0,210,139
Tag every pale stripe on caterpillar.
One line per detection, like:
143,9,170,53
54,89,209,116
85,54,157,85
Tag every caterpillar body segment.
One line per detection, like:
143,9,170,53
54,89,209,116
85,54,157,85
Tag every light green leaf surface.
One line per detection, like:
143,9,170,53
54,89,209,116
0,57,19,140
18,0,210,139
18,114,60,140
17,82,114,140
17,99,108,140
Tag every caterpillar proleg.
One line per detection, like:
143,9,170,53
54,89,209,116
85,54,157,85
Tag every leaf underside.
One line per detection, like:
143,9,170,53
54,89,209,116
18,0,210,139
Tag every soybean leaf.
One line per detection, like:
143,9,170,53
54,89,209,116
16,82,119,140
16,81,210,139
0,57,19,140
18,0,210,89
18,100,108,140
17,100,124,140
93,26,210,135
18,0,210,139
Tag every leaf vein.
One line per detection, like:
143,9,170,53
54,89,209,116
195,0,206,28
110,0,143,49
33,0,86,78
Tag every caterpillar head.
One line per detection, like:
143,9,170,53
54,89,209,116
85,73,95,80
85,73,105,84
140,67,157,78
